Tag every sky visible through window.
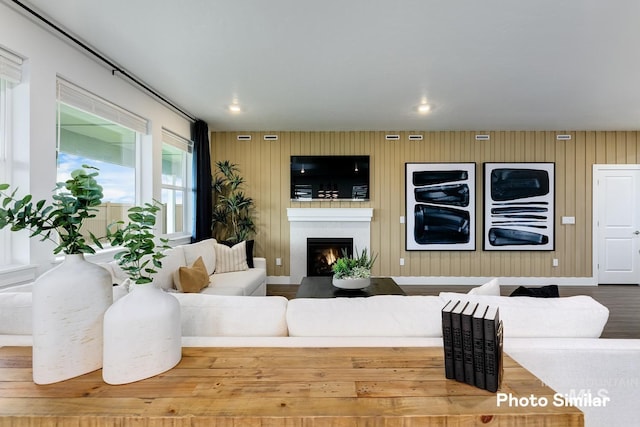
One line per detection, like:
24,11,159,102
57,152,135,204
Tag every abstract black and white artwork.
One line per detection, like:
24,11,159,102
483,163,555,251
406,163,476,251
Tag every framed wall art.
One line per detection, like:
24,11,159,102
483,162,555,251
406,162,476,251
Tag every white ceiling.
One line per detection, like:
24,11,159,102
15,0,640,131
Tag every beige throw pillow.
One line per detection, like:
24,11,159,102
174,256,210,293
214,241,249,273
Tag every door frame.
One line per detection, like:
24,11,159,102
592,164,640,284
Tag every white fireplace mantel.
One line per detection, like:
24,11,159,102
287,208,373,284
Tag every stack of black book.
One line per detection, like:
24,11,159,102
441,299,504,392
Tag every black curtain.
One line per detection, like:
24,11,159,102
191,119,212,242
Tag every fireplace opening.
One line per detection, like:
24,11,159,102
307,238,354,276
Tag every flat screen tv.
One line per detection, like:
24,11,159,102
291,155,370,201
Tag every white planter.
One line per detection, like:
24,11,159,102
103,282,182,385
32,254,113,384
332,276,371,290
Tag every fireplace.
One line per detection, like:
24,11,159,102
307,238,353,276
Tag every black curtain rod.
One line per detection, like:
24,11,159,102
11,0,197,122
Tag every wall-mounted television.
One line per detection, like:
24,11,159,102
291,155,370,201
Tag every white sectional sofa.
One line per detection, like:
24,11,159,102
0,275,637,426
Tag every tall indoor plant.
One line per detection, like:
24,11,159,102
0,165,113,384
101,201,181,385
211,160,255,243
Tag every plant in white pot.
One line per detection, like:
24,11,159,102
0,166,112,384
331,247,378,290
100,202,182,385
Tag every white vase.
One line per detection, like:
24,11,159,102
32,253,113,384
332,276,371,290
102,282,182,385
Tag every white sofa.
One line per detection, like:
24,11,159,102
1,278,637,426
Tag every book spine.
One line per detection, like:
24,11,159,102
484,316,499,392
451,307,464,382
472,314,485,389
441,305,455,379
461,308,475,385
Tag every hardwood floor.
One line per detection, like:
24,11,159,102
267,283,640,339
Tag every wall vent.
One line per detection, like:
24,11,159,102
385,134,400,140
236,135,252,141
263,135,279,141
556,134,572,141
475,134,490,141
408,134,423,141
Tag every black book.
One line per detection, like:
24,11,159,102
451,300,468,382
472,303,488,389
484,305,501,392
441,300,459,379
461,302,478,385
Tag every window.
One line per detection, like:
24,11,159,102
56,78,148,240
0,48,22,266
161,129,192,235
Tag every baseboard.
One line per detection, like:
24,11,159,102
267,275,598,286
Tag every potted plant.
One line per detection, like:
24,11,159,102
101,201,181,385
331,247,378,290
211,160,255,243
0,165,113,384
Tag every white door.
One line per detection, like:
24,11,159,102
594,165,640,284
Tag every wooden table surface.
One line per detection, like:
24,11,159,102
0,346,583,426
296,276,406,298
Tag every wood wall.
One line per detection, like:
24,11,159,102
210,131,640,279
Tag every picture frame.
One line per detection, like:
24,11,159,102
483,162,555,251
405,162,476,251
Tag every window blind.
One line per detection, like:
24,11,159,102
162,128,193,153
56,78,149,134
0,48,22,84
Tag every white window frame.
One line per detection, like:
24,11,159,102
161,128,193,238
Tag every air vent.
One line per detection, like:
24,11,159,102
385,134,400,140
556,134,572,141
475,134,490,141
408,134,423,141
263,135,279,141
236,135,252,141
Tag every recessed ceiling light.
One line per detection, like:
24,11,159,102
418,104,431,114
228,104,242,113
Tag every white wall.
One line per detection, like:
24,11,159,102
0,3,193,276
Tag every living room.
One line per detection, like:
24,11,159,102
1,1,639,426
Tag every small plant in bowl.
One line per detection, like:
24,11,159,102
332,247,378,289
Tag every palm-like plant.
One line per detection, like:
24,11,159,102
211,160,255,243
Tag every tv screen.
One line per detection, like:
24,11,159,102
291,155,370,200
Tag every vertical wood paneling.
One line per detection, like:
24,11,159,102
210,130,640,279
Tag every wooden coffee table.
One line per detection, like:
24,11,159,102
0,346,583,426
295,276,406,298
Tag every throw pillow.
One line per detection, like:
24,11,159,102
468,278,500,296
174,256,210,293
509,285,559,298
219,239,254,268
214,240,249,273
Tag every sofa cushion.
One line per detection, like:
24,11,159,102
286,295,445,337
153,246,186,291
174,256,210,293
206,268,265,296
172,294,288,337
219,239,254,268
181,239,216,275
438,292,609,338
509,284,559,298
214,241,249,273
0,292,32,335
468,278,500,295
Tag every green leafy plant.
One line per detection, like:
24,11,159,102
102,202,170,284
211,160,255,243
0,165,103,254
332,247,378,279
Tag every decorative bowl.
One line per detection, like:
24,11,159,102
332,277,371,290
